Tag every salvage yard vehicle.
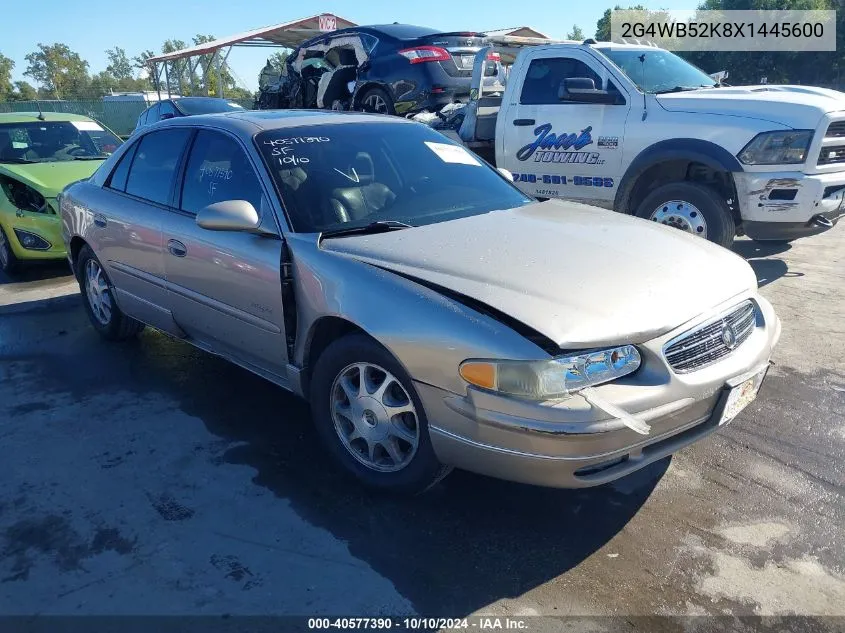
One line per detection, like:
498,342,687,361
257,24,487,116
133,97,246,134
0,112,123,274
61,110,780,493
457,39,845,248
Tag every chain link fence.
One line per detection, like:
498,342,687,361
0,98,255,138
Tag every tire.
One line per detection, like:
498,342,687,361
358,87,395,115
0,226,20,274
76,244,144,341
634,182,736,249
310,333,451,494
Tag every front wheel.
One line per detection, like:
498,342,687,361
0,226,20,274
634,182,736,249
310,334,451,494
76,245,145,341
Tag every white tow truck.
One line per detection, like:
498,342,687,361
455,37,845,247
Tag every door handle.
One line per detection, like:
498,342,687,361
167,239,187,258
93,213,107,228
513,118,535,126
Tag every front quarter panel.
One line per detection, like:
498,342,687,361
286,234,546,395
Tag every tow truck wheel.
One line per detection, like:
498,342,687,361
634,182,735,249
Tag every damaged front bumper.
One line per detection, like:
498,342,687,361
418,295,781,489
734,170,845,241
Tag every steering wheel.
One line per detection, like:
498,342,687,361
65,146,89,157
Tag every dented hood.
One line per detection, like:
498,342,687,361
320,200,758,348
656,85,845,129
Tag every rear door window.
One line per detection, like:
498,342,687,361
107,142,138,192
125,129,192,205
180,130,264,214
159,101,177,118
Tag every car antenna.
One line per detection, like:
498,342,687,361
638,53,648,121
36,100,45,121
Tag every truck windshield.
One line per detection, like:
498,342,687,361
597,48,716,94
255,122,532,234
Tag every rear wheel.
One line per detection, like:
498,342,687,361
358,87,395,115
76,245,144,341
310,334,450,494
0,226,20,274
634,181,736,249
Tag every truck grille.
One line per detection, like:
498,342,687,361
818,146,845,165
826,121,845,137
664,301,756,373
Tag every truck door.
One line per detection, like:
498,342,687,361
500,49,631,203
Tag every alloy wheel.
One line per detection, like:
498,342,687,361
649,200,708,238
363,94,388,114
330,362,420,472
85,259,113,326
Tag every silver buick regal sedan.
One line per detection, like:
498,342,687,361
60,110,780,494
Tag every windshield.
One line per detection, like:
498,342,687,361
173,99,245,115
255,122,532,233
597,48,716,94
0,120,122,163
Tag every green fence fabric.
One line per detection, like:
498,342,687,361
0,99,255,137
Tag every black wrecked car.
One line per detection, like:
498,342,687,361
256,24,487,116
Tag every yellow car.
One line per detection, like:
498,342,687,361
0,112,122,274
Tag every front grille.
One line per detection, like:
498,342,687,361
826,121,845,137
664,301,756,373
818,145,845,165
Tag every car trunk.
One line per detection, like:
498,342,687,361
410,32,487,78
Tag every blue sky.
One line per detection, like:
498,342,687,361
3,0,685,92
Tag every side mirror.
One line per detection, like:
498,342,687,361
497,167,514,182
160,113,175,120
559,77,620,104
196,200,263,233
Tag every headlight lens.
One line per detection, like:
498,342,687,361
459,345,641,400
738,130,813,165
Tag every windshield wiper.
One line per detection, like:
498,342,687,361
653,85,705,94
0,158,38,164
71,156,107,160
320,220,414,240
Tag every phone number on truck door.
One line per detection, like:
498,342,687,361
512,174,614,187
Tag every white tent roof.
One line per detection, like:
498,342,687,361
148,13,358,63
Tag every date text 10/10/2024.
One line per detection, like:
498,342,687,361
307,617,530,630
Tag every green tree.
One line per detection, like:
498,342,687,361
595,5,647,40
11,81,38,101
268,51,289,74
567,25,585,41
686,0,835,85
0,52,13,102
106,47,134,81
24,43,90,99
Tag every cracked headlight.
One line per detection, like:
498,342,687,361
459,345,641,400
738,130,813,165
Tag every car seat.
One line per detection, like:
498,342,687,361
328,152,396,223
317,65,358,109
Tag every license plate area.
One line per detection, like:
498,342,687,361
458,54,475,69
719,365,769,426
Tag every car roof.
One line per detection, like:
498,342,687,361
153,109,412,135
0,111,95,124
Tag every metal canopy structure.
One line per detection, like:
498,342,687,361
145,13,358,99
